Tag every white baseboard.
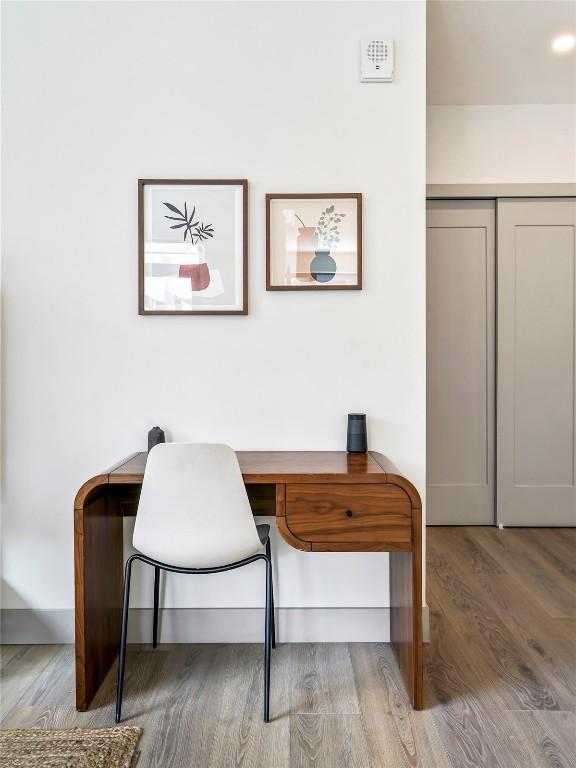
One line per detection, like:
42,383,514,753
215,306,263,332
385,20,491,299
1,609,74,644
0,607,429,644
129,607,392,643
0,608,388,644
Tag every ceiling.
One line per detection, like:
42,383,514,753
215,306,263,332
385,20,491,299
427,0,576,105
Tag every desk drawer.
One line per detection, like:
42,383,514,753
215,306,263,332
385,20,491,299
285,484,412,545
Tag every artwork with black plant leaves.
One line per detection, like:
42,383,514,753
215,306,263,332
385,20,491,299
139,180,247,314
163,202,214,244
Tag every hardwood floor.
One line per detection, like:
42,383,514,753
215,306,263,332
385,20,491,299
1,528,574,767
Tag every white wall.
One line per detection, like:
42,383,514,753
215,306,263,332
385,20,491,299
1,1,426,638
427,104,576,184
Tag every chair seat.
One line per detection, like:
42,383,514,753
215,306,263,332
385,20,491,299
257,524,270,546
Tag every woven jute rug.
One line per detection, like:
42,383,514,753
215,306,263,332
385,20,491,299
0,726,142,768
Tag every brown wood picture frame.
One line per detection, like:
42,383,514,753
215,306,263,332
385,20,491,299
266,193,362,290
138,179,248,315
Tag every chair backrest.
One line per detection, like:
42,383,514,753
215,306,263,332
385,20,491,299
133,443,262,568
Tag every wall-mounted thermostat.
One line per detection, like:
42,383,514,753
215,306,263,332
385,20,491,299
361,38,394,82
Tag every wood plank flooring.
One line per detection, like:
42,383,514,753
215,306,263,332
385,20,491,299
1,527,574,767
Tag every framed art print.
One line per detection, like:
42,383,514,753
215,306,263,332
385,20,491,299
266,193,362,290
139,179,248,314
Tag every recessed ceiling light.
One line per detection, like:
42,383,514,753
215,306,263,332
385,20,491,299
552,34,575,53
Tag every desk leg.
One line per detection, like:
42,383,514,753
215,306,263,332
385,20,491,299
389,507,424,710
74,485,123,710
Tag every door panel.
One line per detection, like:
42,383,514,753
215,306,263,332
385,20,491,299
497,198,576,526
427,201,495,524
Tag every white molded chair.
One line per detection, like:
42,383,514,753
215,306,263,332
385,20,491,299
115,443,275,723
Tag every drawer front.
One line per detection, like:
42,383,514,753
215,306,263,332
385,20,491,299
285,484,412,544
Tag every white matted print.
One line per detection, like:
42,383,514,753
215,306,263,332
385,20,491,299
266,194,362,290
139,180,247,314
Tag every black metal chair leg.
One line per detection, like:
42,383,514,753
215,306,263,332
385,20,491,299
266,539,276,649
113,550,274,723
115,557,134,723
152,566,160,648
263,557,272,723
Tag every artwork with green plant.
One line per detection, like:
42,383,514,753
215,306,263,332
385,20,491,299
163,202,214,244
315,205,346,250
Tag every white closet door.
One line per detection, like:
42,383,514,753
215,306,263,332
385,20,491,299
427,201,495,525
497,198,576,526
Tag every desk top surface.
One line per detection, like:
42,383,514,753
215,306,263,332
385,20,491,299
107,450,390,484
75,451,421,509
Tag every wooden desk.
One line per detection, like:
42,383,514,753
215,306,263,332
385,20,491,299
74,451,423,711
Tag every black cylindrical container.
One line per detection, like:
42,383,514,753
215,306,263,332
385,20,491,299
148,426,165,452
347,414,367,453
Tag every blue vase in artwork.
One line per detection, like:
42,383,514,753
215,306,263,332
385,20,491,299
310,249,336,283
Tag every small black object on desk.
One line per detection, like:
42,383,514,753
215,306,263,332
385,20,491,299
347,414,367,453
148,426,165,452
